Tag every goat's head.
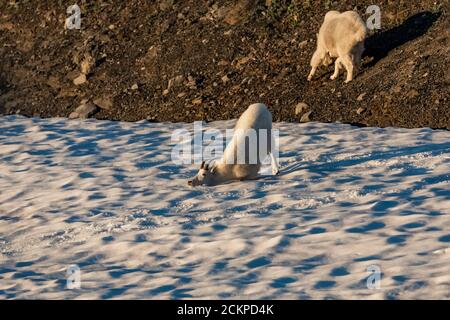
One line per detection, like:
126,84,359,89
188,161,217,187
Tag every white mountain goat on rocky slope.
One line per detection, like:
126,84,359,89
188,103,279,186
308,10,367,83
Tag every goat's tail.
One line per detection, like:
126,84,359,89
354,24,368,43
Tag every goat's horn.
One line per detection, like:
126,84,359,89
200,161,205,169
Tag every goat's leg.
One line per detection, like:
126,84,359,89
330,57,342,80
268,132,279,175
307,49,323,81
307,66,317,81
340,54,355,83
270,152,279,175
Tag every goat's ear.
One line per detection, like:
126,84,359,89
210,166,216,174
200,161,205,169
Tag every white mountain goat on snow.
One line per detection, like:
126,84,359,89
308,10,367,83
188,103,279,186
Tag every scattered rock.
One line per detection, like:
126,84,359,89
57,87,78,98
4,100,18,113
157,19,171,35
0,1,447,129
73,74,87,86
174,75,184,86
46,76,62,90
223,0,254,25
69,100,99,119
66,69,80,81
80,53,95,75
163,89,169,96
93,96,113,110
230,84,241,92
357,93,366,101
131,83,139,90
167,75,184,91
280,67,290,77
392,85,403,93
147,45,160,60
295,102,309,116
407,89,420,98
192,98,202,105
300,111,312,123
236,56,251,68
167,79,174,91
299,40,308,49
159,0,174,11
0,22,14,31
186,75,197,89
221,75,230,84
356,107,366,115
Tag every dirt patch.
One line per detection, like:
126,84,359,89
0,0,448,129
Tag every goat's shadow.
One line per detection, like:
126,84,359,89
279,141,450,177
364,11,441,67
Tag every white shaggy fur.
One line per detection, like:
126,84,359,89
308,10,367,83
188,103,279,186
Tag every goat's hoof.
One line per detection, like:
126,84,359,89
307,76,312,81
345,79,352,83
330,75,337,80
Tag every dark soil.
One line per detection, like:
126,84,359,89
0,0,449,129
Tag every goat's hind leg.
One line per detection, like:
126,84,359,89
268,131,279,175
270,152,279,175
330,57,342,80
307,49,323,81
340,54,355,83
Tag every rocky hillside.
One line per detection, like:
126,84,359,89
0,0,449,129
